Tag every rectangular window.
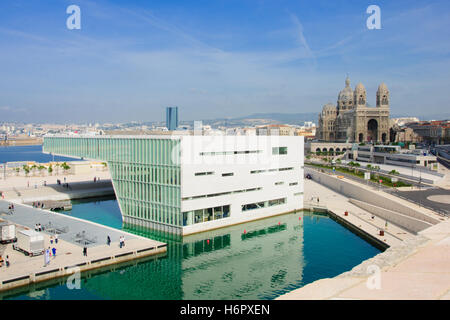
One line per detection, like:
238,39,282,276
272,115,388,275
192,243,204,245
268,198,286,207
222,172,234,177
195,171,214,176
182,187,262,201
242,201,266,212
275,181,284,185
289,182,298,186
272,147,288,155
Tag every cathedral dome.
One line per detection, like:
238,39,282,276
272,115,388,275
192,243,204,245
338,87,353,101
338,76,353,102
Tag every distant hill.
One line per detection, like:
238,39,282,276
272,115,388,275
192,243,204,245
234,112,318,123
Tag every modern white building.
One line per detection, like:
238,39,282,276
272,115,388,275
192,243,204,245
43,135,304,235
352,144,438,169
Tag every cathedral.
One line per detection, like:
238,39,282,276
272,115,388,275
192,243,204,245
317,77,390,143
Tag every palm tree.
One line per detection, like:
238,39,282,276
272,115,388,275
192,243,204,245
38,165,46,177
23,165,30,177
61,162,71,174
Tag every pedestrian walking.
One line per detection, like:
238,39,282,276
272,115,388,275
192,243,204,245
83,246,87,257
50,236,54,244
52,247,56,258
55,234,58,244
107,235,111,246
5,256,9,268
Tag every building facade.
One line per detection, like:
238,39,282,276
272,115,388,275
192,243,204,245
166,106,179,131
43,135,304,235
317,77,390,144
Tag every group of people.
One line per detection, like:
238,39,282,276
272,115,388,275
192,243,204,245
43,233,59,267
32,202,44,208
93,177,101,182
44,246,57,267
34,223,43,232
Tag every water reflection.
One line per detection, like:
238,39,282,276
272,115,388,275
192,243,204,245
3,207,380,300
122,212,305,299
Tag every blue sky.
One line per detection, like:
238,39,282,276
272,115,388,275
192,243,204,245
0,0,449,123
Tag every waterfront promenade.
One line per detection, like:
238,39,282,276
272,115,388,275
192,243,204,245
0,200,166,292
303,180,416,248
0,173,113,203
277,218,450,300
279,178,450,300
0,171,111,192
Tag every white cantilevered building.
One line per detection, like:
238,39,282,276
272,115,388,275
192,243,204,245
43,134,304,235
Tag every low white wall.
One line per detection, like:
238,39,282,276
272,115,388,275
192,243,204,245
349,198,433,234
306,168,440,225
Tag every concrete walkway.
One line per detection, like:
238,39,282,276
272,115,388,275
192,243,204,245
0,171,111,191
0,200,166,291
277,219,450,300
1,179,114,203
304,180,415,247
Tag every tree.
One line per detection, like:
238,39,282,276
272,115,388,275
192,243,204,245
61,162,71,173
389,170,399,175
48,165,53,175
30,164,38,176
38,165,46,176
23,165,30,176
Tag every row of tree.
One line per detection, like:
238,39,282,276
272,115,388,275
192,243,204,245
17,162,71,177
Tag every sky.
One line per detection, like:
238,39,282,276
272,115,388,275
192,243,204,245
0,0,449,123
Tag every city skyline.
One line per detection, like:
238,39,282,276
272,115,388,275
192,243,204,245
1,0,450,123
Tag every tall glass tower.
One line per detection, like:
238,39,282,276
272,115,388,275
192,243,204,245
166,106,179,131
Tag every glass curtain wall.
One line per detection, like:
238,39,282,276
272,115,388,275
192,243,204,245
43,136,181,227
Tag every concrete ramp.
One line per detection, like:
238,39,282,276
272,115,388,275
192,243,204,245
349,198,433,234
306,167,441,225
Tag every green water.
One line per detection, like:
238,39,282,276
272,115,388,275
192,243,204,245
3,197,381,300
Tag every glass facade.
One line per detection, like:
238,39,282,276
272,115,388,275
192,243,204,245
43,136,181,228
166,107,179,131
